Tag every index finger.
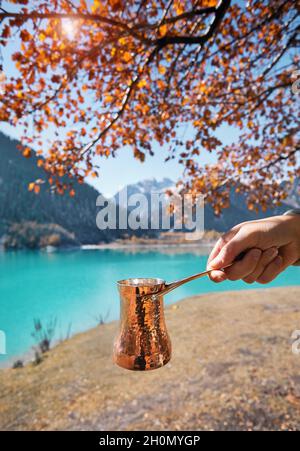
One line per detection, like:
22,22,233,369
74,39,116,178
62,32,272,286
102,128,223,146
207,229,239,283
207,228,239,267
209,227,259,269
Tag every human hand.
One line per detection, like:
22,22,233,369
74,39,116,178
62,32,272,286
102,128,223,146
207,215,300,284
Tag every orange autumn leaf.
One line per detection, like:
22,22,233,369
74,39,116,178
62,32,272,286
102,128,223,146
20,29,31,42
137,79,147,89
105,94,114,103
122,51,132,63
23,147,31,158
158,24,168,37
158,65,167,75
33,184,40,194
1,25,10,39
38,32,46,42
174,2,184,15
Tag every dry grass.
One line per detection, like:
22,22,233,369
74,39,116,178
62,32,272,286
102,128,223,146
1,286,300,431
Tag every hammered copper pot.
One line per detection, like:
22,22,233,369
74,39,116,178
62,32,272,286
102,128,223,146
113,278,172,371
113,257,243,371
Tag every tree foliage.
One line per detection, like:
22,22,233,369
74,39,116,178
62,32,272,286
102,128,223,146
0,0,299,212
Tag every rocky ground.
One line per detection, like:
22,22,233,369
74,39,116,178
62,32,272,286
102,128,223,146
1,286,300,431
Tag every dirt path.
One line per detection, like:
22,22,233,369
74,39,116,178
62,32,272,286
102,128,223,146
1,286,300,430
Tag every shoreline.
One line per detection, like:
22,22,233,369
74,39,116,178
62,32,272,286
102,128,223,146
0,241,215,255
0,349,35,370
81,242,214,250
1,228,220,253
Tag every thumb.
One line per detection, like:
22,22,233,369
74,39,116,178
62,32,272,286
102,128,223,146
209,229,257,269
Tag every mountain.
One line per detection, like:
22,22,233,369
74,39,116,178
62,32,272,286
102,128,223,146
114,177,298,233
0,132,117,245
203,189,290,232
114,178,174,234
123,178,174,196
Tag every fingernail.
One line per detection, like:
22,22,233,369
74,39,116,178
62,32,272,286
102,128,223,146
252,249,262,260
270,247,278,257
211,271,227,283
210,251,226,267
209,257,222,269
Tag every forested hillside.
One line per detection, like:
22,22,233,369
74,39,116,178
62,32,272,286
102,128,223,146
0,133,112,244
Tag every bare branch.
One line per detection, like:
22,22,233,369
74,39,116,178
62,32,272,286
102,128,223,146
249,147,300,173
155,0,231,48
207,0,293,61
0,2,229,48
79,47,158,158
0,10,150,44
135,6,217,30
261,26,300,77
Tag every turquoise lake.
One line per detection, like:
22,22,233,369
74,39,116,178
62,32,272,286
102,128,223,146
0,248,299,365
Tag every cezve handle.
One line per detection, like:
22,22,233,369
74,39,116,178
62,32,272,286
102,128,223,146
141,251,247,301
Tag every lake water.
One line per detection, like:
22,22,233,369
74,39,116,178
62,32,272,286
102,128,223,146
0,248,299,366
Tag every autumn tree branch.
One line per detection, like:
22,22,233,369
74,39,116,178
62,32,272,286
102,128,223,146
155,0,231,48
135,6,217,29
78,46,159,158
244,147,300,174
0,1,230,47
0,9,149,43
